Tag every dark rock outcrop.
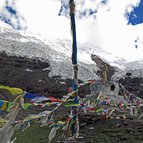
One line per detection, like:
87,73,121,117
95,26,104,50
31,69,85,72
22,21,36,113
0,52,91,98
91,54,116,80
0,52,68,98
119,76,143,98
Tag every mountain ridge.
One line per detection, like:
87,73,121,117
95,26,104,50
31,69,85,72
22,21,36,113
0,20,143,98
0,20,126,81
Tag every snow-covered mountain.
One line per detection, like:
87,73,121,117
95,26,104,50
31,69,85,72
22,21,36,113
1,20,143,99
0,20,128,81
112,60,143,82
1,19,143,83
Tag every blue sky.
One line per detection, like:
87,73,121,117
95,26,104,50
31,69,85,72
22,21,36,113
2,0,142,27
127,0,143,25
125,0,143,49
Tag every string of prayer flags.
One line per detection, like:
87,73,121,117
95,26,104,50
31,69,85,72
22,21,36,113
67,80,95,93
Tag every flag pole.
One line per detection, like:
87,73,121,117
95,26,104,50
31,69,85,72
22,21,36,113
69,0,79,138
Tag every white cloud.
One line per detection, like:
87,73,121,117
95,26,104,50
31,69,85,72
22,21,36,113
0,0,5,7
95,0,143,62
14,0,143,61
17,0,71,39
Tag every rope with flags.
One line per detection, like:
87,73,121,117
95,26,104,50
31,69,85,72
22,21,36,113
0,80,143,142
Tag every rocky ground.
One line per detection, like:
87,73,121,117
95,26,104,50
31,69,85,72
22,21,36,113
75,113,143,143
13,111,143,143
119,76,143,98
1,52,143,143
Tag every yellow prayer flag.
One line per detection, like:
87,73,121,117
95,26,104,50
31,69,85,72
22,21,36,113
1,102,7,111
0,85,23,96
